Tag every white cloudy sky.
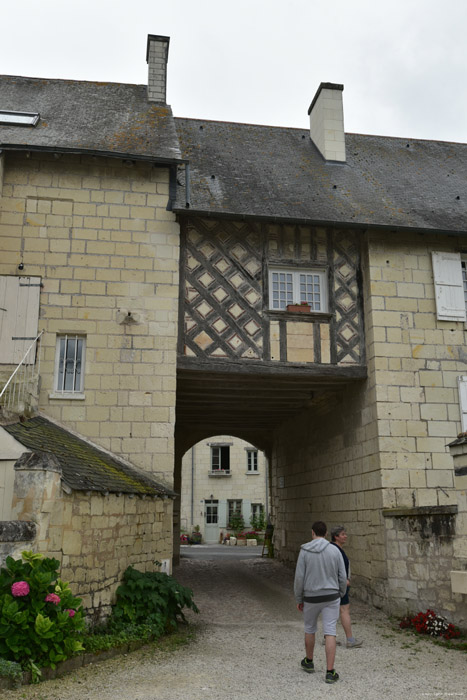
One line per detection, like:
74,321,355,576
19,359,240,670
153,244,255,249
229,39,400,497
2,0,466,143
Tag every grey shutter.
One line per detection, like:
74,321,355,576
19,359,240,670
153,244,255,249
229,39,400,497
0,276,41,364
458,376,467,432
432,252,466,321
218,501,228,528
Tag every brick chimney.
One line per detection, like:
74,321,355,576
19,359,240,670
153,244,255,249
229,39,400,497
146,34,170,103
308,83,346,162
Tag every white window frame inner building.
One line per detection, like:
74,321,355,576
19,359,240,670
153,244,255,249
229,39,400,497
228,499,242,524
268,268,327,311
246,449,258,472
53,335,85,397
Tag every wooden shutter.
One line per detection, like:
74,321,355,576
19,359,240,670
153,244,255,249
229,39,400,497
0,276,41,364
431,252,466,321
458,376,467,432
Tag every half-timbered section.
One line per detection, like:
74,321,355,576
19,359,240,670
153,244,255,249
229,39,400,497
180,218,364,367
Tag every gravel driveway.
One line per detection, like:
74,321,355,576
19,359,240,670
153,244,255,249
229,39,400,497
3,552,465,700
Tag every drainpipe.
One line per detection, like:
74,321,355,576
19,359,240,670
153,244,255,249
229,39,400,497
191,445,195,528
185,162,191,208
265,454,269,518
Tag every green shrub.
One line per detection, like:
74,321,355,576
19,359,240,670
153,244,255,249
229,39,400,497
0,551,85,679
0,658,22,687
108,566,198,636
228,511,245,535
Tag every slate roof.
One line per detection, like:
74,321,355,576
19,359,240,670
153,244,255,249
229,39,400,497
174,118,467,234
4,416,173,497
0,76,182,163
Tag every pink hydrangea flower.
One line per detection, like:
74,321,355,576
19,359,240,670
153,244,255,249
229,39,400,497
11,581,30,597
67,609,76,617
45,593,61,605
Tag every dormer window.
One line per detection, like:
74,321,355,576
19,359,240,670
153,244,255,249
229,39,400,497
0,110,40,127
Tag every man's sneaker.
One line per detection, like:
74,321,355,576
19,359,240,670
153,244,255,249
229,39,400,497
325,670,339,684
346,639,363,648
300,657,315,673
322,637,341,646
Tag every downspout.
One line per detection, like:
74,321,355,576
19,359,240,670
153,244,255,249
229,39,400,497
0,151,4,197
265,454,269,518
185,162,191,208
191,445,195,528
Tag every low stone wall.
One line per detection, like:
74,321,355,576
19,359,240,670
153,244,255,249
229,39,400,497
0,520,36,563
7,453,173,623
383,505,465,625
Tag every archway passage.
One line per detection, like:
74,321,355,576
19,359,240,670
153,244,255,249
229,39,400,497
174,362,367,562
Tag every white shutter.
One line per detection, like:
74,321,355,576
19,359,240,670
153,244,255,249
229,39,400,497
218,501,228,528
0,276,41,364
458,377,467,432
431,252,466,321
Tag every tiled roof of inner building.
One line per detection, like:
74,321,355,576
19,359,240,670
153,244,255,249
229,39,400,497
174,118,467,233
0,76,182,162
4,416,173,496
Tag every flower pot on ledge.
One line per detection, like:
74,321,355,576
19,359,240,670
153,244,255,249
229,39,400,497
286,304,311,313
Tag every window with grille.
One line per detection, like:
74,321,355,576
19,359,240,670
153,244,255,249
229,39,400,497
54,335,85,394
246,449,258,472
269,269,327,311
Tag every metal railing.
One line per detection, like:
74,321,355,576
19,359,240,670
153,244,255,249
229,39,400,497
0,330,44,416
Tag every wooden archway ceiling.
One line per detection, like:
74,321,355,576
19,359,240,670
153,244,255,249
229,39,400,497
175,362,366,440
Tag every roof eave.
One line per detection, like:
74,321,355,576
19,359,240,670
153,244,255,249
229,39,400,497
0,144,187,165
173,206,467,237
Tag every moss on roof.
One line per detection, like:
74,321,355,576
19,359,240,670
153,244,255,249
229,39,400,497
4,416,173,497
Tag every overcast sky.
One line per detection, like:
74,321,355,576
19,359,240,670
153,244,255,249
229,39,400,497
2,0,466,143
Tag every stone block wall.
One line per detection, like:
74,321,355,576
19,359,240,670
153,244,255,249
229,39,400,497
9,455,172,622
270,378,387,609
270,229,467,624
366,231,467,623
0,152,179,485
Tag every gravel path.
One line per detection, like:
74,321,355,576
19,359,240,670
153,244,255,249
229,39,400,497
3,554,465,700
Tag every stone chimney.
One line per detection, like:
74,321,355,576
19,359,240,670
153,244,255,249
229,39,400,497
146,34,170,103
308,82,346,162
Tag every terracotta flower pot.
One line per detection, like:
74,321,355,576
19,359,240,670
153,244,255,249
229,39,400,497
286,304,311,313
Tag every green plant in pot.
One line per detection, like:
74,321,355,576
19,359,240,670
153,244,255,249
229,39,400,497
190,525,202,544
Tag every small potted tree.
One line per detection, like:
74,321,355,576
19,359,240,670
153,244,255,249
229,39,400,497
189,525,202,545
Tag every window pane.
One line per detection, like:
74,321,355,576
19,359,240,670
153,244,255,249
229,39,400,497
57,335,84,392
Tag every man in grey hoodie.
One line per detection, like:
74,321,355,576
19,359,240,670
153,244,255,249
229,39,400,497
294,521,347,684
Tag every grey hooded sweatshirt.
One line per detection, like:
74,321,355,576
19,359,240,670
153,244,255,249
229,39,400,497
294,537,347,604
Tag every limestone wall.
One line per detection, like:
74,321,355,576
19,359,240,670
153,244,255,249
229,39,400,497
367,230,467,624
0,151,179,484
9,457,172,622
270,229,467,625
270,378,387,608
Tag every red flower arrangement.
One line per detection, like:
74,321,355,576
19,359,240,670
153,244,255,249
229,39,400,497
399,609,461,640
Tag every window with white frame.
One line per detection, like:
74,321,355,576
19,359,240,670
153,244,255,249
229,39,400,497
431,252,466,321
251,503,264,520
246,449,258,472
205,499,219,525
54,335,85,394
211,445,230,471
269,268,327,311
228,499,242,523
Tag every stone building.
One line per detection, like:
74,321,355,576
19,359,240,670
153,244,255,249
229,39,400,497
1,37,466,625
180,436,268,542
0,35,180,617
